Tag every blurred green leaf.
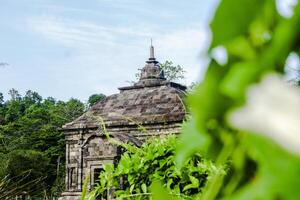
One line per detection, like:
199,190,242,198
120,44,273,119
225,36,256,60
220,61,258,101
151,182,173,200
210,0,264,48
229,134,300,200
187,61,231,130
176,119,210,168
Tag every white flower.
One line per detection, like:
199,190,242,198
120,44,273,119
229,74,300,155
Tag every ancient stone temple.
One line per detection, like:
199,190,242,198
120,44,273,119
60,45,187,200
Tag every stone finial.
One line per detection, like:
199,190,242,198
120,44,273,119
147,40,158,64
150,38,154,59
139,41,165,81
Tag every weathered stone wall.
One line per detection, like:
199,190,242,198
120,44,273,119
61,121,182,199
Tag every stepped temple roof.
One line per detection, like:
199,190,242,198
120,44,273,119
62,44,187,130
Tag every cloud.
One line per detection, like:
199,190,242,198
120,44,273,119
27,17,117,48
158,29,205,49
155,28,210,83
26,15,209,99
0,62,9,69
97,0,177,19
1,0,217,101
27,16,157,49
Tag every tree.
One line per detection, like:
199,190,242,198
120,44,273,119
24,90,42,105
0,150,49,199
88,94,106,107
0,91,85,198
55,98,85,123
4,97,24,122
160,60,185,82
8,88,21,101
0,93,4,125
0,93,3,105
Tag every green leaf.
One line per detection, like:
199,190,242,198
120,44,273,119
178,62,232,164
249,20,271,47
141,183,147,193
129,184,135,194
220,61,259,101
187,61,231,129
228,134,300,200
225,36,256,60
182,176,200,192
176,119,210,168
151,182,174,200
166,179,173,189
210,0,264,48
81,175,90,200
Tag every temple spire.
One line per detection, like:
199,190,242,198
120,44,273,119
147,39,157,64
150,38,154,59
134,41,165,83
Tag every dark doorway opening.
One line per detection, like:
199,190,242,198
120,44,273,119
92,168,104,188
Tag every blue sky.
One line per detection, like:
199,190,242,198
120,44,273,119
0,0,219,101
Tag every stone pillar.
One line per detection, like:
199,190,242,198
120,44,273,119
65,143,69,191
77,126,86,191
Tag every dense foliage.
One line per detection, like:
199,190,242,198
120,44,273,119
0,89,85,198
174,0,300,200
89,135,223,199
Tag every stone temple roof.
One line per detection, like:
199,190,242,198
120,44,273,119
62,45,187,130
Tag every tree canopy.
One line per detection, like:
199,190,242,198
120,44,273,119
88,93,106,107
0,89,85,198
160,61,185,82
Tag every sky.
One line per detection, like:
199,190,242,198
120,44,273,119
0,0,220,102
